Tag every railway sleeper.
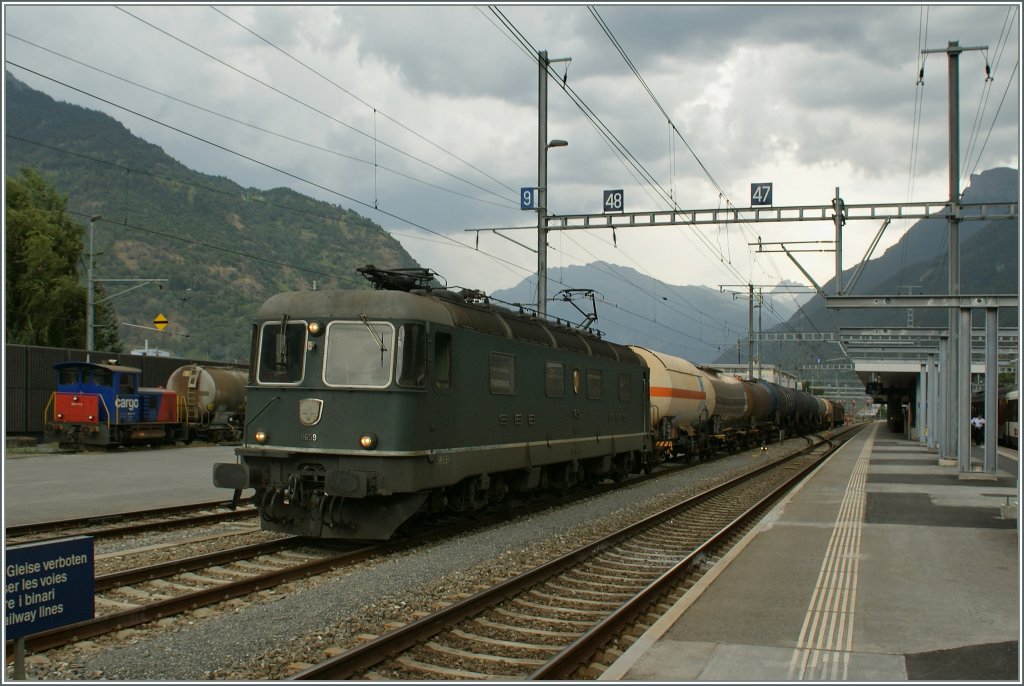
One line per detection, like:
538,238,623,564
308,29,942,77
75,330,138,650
422,640,546,667
450,628,561,654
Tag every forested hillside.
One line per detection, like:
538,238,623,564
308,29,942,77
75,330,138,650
5,73,418,361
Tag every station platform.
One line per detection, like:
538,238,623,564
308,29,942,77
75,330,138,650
603,421,1020,681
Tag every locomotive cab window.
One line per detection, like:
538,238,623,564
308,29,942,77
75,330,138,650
119,374,136,395
323,320,394,388
257,320,308,384
489,352,516,395
89,369,113,388
396,324,427,388
59,368,79,385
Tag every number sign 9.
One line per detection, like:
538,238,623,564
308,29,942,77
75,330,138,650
603,189,624,213
750,183,773,206
520,187,536,210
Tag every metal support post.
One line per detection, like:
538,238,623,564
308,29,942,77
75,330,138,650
747,283,754,379
946,42,962,470
537,50,549,318
918,362,927,444
942,333,950,458
928,353,939,450
984,307,998,472
834,186,843,295
85,214,101,358
957,307,972,472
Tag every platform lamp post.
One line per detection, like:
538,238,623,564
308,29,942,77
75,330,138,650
85,214,101,358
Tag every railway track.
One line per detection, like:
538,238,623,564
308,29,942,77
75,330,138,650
5,498,256,544
5,429,843,665
291,425,864,680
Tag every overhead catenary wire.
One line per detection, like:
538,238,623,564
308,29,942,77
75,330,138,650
210,6,519,198
115,7,517,209
6,32,516,212
483,6,815,347
5,63,535,287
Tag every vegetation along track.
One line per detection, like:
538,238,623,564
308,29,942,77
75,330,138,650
292,425,865,680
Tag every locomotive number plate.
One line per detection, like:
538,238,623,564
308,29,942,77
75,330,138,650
301,433,317,442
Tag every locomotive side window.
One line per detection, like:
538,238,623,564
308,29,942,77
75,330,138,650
323,321,394,388
618,372,631,401
119,374,136,395
489,352,516,395
90,369,113,387
257,321,307,384
587,368,603,400
545,361,564,398
434,332,452,390
396,324,427,388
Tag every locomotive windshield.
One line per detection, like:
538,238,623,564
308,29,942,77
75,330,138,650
324,320,395,387
257,320,307,384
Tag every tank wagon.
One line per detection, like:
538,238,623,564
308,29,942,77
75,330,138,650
166,364,247,443
213,266,834,541
46,361,246,449
633,346,828,461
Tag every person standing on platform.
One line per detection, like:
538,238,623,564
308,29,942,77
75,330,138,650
971,414,986,445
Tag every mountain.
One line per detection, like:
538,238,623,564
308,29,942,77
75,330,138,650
4,73,418,362
491,262,759,363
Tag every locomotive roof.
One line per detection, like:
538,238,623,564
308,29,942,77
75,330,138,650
257,288,634,360
54,361,141,374
257,289,455,324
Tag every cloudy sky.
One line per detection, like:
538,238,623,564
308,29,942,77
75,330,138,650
4,3,1020,299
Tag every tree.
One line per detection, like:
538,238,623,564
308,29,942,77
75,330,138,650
5,168,122,351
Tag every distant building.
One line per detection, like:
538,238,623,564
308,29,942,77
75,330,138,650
130,348,173,357
710,363,801,389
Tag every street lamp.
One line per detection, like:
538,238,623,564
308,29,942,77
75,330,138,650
86,214,101,356
537,49,571,319
537,138,567,318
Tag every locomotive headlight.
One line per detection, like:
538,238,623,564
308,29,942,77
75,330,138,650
254,429,269,444
359,433,378,450
56,413,64,420
307,320,324,336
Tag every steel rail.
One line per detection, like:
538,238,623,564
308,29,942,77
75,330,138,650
8,541,391,654
5,497,254,540
92,537,301,592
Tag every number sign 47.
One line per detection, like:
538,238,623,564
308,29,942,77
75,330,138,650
751,183,773,206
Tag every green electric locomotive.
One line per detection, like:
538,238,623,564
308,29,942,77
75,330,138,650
214,267,653,539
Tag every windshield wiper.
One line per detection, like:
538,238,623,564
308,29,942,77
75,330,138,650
360,314,388,365
275,314,290,370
